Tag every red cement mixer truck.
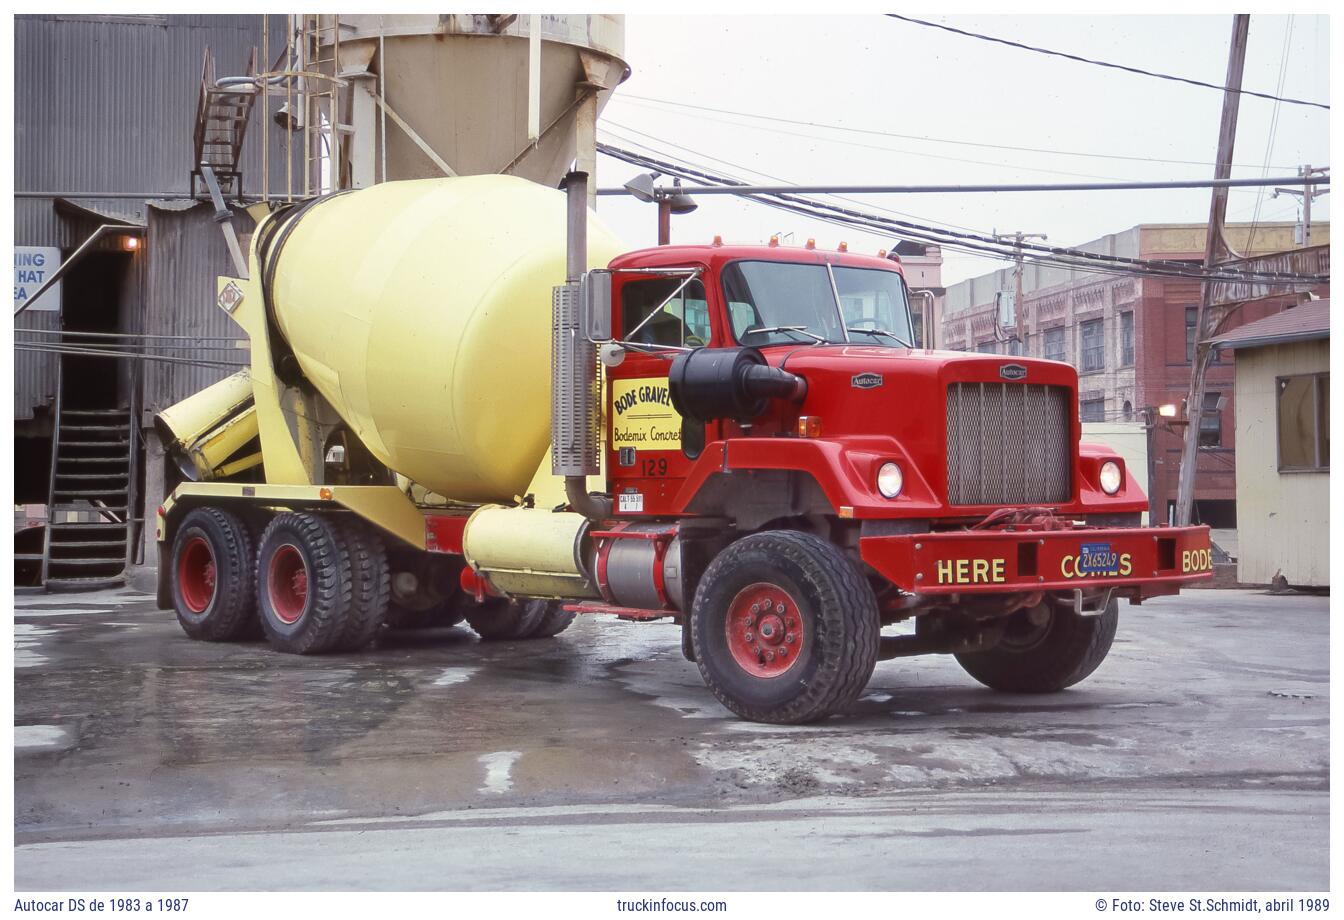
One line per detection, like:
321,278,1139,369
154,171,1212,723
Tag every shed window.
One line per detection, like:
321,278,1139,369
1277,373,1329,471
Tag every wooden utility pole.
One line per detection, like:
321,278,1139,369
993,230,1047,348
1173,14,1250,526
1273,164,1329,246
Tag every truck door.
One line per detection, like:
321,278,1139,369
606,273,712,516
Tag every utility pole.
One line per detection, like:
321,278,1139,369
1174,14,1250,527
992,230,1047,349
1272,165,1330,246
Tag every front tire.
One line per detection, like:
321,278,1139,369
691,530,880,724
170,507,258,641
954,598,1119,693
256,512,353,654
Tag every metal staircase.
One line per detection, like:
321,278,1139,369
191,47,260,198
39,363,139,590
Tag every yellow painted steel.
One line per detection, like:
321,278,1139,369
267,174,624,504
156,370,252,445
156,370,261,479
462,505,598,599
162,482,429,549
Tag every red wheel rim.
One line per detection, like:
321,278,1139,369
725,582,805,678
177,535,217,614
267,544,309,625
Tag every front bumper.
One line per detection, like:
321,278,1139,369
860,524,1213,596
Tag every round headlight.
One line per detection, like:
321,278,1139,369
877,461,904,499
1099,460,1123,495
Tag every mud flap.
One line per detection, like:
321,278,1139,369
680,615,696,663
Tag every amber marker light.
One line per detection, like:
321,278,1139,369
797,416,822,438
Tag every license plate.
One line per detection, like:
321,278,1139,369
1078,542,1121,575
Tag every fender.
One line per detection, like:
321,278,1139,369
673,435,943,519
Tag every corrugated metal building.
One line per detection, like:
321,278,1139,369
14,14,286,585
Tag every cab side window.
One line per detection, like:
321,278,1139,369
621,278,710,347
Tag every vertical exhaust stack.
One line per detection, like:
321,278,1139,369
553,171,612,521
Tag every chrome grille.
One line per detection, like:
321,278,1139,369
945,382,1071,506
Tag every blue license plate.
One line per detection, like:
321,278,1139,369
1078,542,1121,574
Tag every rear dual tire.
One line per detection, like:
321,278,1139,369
253,512,394,654
464,598,576,641
170,507,258,641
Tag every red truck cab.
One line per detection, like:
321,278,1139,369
586,239,1211,721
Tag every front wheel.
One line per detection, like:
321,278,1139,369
954,598,1119,693
691,531,880,724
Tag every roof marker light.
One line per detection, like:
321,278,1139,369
712,235,723,246
769,234,780,247
838,241,848,252
877,249,887,258
805,238,816,249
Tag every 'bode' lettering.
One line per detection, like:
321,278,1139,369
1182,548,1212,573
936,557,1005,585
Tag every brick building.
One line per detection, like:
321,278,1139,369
941,222,1330,526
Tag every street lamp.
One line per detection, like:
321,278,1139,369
656,178,698,245
625,172,699,245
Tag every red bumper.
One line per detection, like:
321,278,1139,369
860,525,1214,596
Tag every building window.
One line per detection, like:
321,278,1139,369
1003,337,1023,356
1043,326,1065,362
1199,391,1223,448
1080,318,1105,373
1184,307,1218,363
1123,399,1133,421
1277,373,1330,471
1080,398,1106,423
1120,311,1134,366
976,340,997,354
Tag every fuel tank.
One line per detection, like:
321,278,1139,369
262,175,624,503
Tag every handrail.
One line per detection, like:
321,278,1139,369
13,225,144,317
40,360,64,587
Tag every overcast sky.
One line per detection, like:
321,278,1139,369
592,14,1331,285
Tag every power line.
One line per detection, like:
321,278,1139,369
1246,16,1295,254
597,143,1328,285
600,120,996,237
613,94,1299,171
884,14,1330,111
601,173,1331,199
608,108,1130,182
596,130,1179,282
600,143,1317,286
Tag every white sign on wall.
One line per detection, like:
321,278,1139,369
14,246,62,312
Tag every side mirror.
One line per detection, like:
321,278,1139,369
581,269,613,342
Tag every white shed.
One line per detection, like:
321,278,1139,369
1210,300,1330,587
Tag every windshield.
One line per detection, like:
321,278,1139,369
834,265,914,346
722,260,913,347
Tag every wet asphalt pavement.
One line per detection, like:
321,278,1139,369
13,587,1329,891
